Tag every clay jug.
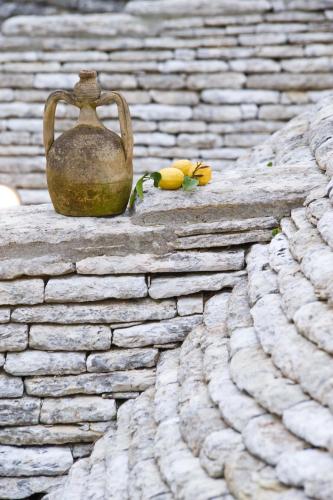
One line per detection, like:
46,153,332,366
43,70,133,216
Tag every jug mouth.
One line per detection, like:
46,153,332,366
74,69,101,103
79,70,97,80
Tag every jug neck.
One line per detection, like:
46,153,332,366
77,104,103,128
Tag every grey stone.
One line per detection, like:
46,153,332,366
243,415,305,466
0,278,44,305
0,257,74,280
0,373,23,398
45,275,147,302
177,294,203,316
12,298,176,324
29,324,111,351
87,348,159,372
0,425,102,446
0,309,10,323
77,250,245,274
0,324,28,351
294,301,333,353
202,89,279,104
0,445,73,477
25,370,155,397
5,351,86,376
0,397,40,426
283,401,333,450
200,428,244,478
113,315,202,347
149,271,243,299
276,449,333,498
40,396,116,424
0,476,65,500
204,291,230,329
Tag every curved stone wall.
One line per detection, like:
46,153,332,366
1,0,333,203
0,95,332,498
45,97,333,500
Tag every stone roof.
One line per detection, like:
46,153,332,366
35,95,333,499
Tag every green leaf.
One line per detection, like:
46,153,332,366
128,171,162,209
266,161,273,167
272,227,281,237
182,175,199,191
150,171,162,187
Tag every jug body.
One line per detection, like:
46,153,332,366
43,70,133,217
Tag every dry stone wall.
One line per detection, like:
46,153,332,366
44,96,333,500
1,0,333,203
0,101,329,499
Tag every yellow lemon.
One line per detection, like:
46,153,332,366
188,163,212,186
171,159,195,176
158,167,184,190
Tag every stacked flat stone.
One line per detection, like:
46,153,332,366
0,96,327,498
38,96,333,500
2,0,333,203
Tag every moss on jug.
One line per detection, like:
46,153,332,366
43,70,133,216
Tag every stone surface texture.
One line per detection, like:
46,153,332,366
0,0,333,203
0,2,333,497
19,94,332,500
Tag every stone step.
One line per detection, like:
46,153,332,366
128,388,172,500
178,329,226,458
154,350,230,499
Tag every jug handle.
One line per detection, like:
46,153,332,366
96,91,133,164
43,90,77,155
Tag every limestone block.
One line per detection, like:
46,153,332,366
0,309,10,323
248,73,333,90
192,104,242,122
283,400,333,450
29,324,111,351
0,324,28,352
76,250,245,275
276,449,333,499
177,294,203,316
131,104,192,121
230,58,281,73
0,425,102,446
294,301,333,353
200,428,244,478
0,476,65,500
204,292,230,329
0,373,23,398
0,445,73,477
5,351,86,376
159,121,206,133
126,0,270,16
87,348,158,372
12,298,176,324
229,327,259,357
243,415,305,467
202,89,279,104
138,73,185,89
0,397,40,426
0,257,74,280
0,279,44,305
25,370,155,397
149,271,243,299
99,73,138,89
187,72,246,89
71,443,94,458
134,132,175,147
3,13,148,37
40,396,116,424
45,275,147,303
159,60,228,73
150,90,198,105
227,280,252,332
113,315,202,348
